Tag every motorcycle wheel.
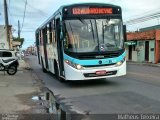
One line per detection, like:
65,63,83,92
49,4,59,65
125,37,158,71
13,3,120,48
7,66,17,75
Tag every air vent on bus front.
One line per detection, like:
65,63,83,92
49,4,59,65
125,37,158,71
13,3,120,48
78,52,121,60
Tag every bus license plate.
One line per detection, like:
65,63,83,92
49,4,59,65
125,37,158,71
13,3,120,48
96,70,106,75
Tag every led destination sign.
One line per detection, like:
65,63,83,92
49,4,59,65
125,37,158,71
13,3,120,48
72,8,113,15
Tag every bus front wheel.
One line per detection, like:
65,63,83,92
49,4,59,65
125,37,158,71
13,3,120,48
41,59,47,73
54,64,65,82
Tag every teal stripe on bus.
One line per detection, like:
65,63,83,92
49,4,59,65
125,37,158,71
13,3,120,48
64,52,126,65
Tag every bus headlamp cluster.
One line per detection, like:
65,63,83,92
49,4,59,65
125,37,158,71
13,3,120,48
65,60,84,70
116,57,125,66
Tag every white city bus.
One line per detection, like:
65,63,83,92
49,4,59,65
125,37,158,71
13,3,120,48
35,3,126,81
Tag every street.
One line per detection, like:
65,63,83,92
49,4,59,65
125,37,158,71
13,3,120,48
27,55,160,115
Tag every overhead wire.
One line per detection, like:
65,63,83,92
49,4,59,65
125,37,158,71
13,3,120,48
125,7,160,21
22,0,48,17
125,13,160,25
21,0,27,32
124,8,160,25
7,0,12,25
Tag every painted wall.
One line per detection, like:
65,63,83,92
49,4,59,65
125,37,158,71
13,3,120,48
132,51,137,61
0,25,9,49
149,40,155,63
125,45,129,61
137,41,145,62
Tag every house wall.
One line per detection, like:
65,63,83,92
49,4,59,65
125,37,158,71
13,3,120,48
149,40,155,63
125,45,129,61
125,40,155,63
137,41,145,62
0,25,9,49
132,51,137,61
126,29,159,63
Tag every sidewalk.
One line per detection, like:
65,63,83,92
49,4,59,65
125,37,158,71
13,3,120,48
0,59,45,115
18,59,31,71
127,61,160,67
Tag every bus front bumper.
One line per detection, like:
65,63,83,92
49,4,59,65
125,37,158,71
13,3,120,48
64,61,126,81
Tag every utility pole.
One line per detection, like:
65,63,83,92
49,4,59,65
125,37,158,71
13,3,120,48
4,0,10,49
18,20,20,38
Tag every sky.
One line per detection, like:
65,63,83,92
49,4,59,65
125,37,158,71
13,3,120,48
0,0,160,49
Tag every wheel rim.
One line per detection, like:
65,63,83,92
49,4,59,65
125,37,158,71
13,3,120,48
8,66,16,74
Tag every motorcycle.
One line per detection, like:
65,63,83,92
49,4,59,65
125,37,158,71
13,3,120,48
0,58,19,75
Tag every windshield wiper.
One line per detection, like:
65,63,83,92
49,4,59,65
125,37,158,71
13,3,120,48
90,20,95,42
78,18,87,25
94,19,100,51
68,22,77,52
78,18,96,44
102,21,104,43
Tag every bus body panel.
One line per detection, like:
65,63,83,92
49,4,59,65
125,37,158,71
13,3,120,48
64,60,126,80
64,52,126,66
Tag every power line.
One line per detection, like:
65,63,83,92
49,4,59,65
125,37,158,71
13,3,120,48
124,7,160,25
21,0,27,32
125,8,160,21
22,0,48,17
7,0,12,25
124,11,160,25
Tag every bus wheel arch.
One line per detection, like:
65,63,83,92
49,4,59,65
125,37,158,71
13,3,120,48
54,60,58,76
41,57,47,73
54,60,65,82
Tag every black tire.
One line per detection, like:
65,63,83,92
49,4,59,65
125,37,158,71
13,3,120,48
7,66,17,75
41,59,47,73
54,64,65,82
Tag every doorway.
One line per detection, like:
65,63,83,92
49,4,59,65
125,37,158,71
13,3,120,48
145,41,149,62
56,18,64,77
128,46,132,60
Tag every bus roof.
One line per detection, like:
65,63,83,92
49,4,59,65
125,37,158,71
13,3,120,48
35,3,121,32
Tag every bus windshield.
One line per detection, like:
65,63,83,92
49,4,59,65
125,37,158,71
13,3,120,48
64,19,124,53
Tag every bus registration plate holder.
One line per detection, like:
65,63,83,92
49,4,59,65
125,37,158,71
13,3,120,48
96,70,106,76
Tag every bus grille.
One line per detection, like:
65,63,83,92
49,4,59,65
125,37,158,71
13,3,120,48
78,52,121,59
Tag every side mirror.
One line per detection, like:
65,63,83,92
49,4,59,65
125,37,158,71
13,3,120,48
123,25,127,42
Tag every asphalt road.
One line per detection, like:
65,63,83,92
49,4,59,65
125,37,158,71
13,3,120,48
27,56,160,114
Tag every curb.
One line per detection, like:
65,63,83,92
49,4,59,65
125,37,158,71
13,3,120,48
127,62,160,67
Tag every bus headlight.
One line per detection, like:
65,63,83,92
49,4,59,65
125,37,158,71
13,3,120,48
65,60,84,70
76,64,83,69
116,58,125,66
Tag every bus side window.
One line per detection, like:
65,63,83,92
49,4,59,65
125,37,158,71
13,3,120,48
49,22,52,44
47,24,50,44
40,30,43,45
52,20,56,45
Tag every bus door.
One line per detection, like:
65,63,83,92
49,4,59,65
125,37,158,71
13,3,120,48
56,18,64,77
42,28,49,69
36,32,40,64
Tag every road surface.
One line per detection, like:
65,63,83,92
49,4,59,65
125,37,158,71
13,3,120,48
26,56,160,119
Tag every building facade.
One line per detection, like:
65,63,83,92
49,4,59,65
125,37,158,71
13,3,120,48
0,25,12,49
125,29,160,64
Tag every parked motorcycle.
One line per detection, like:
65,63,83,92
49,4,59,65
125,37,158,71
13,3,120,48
0,58,19,75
